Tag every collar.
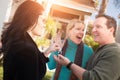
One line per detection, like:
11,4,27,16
68,39,77,48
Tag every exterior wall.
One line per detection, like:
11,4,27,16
74,0,95,7
8,0,27,21
48,0,96,24
0,0,37,36
0,0,10,35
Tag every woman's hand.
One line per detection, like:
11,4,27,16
44,30,63,57
44,42,61,57
53,54,70,66
48,42,61,52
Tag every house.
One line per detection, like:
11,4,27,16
0,0,97,36
49,0,97,23
42,0,97,36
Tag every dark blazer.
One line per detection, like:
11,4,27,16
3,33,48,80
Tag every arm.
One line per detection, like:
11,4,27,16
70,63,86,80
44,42,61,57
83,50,120,80
47,51,58,70
54,48,120,80
44,30,63,57
54,54,86,80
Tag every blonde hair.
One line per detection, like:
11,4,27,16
66,19,84,39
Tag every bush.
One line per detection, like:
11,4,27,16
84,35,99,51
43,71,53,80
0,66,3,80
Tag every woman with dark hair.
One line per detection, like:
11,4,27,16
1,1,60,80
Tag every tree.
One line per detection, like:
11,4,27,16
45,16,62,39
98,0,109,15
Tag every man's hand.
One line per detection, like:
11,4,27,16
54,54,70,66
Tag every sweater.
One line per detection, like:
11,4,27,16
48,39,93,80
83,43,120,80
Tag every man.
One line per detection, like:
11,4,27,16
54,14,120,80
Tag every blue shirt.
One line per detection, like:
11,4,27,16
48,39,93,80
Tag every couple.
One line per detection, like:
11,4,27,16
53,15,120,80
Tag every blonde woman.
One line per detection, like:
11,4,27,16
48,19,93,80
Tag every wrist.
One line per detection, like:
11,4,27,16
44,49,50,57
66,61,73,70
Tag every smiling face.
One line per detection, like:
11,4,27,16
67,22,84,44
92,17,115,45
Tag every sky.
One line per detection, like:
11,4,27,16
106,0,120,19
91,0,120,21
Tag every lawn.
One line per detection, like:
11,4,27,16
0,66,53,80
0,66,3,80
43,71,53,80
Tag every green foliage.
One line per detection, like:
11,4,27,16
35,16,62,48
84,22,99,51
45,16,62,38
0,66,3,80
43,71,53,80
86,24,92,36
35,37,50,48
84,35,99,51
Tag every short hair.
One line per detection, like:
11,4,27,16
96,14,117,37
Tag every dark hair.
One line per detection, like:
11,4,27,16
1,1,44,52
96,14,117,37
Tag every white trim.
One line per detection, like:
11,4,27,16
52,0,97,14
52,17,70,23
83,15,90,40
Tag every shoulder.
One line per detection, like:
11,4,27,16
102,43,120,56
83,44,93,52
83,44,94,58
11,39,37,53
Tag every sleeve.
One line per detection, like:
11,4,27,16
47,51,58,70
41,52,49,63
83,49,120,80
